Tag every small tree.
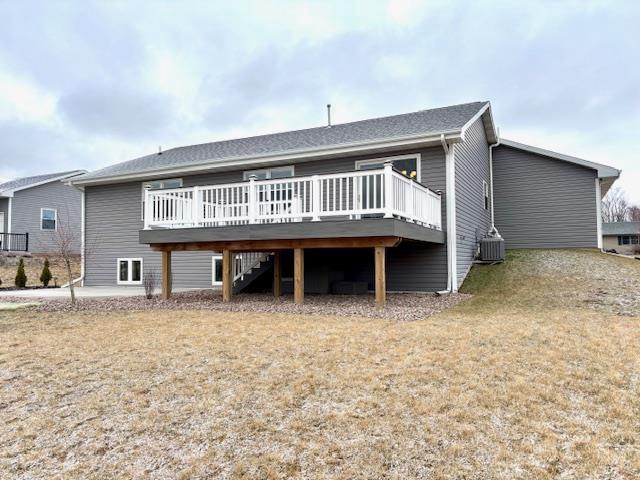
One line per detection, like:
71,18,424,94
602,187,629,223
143,268,158,299
40,258,53,287
15,259,27,288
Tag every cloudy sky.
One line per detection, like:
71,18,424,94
1,0,638,201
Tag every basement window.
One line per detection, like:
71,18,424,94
117,258,143,285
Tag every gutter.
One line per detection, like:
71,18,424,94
69,131,465,187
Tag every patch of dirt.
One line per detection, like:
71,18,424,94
0,290,470,321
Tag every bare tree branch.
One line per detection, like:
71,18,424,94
602,187,629,223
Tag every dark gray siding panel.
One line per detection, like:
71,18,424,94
454,118,491,284
0,198,8,232
86,146,449,291
493,145,598,248
11,181,82,254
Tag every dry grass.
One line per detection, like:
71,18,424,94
0,254,80,288
1,249,639,478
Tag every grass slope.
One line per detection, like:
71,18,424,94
0,249,639,478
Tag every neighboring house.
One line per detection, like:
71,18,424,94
602,222,640,255
68,101,620,304
0,170,86,254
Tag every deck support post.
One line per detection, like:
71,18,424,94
222,249,232,302
273,251,282,297
161,250,172,300
375,246,386,307
294,248,304,304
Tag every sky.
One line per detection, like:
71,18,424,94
0,0,638,202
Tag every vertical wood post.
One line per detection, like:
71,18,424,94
222,249,232,302
375,246,386,307
161,250,172,300
273,251,282,297
294,248,304,304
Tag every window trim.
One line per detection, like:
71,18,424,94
211,255,223,286
355,153,422,182
242,165,295,180
116,258,143,285
141,178,183,220
40,208,58,231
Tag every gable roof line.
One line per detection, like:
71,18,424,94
70,130,465,186
499,138,620,179
70,101,491,186
460,102,497,143
0,170,87,196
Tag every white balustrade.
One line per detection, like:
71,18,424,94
143,167,442,231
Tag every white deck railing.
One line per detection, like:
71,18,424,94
143,164,442,231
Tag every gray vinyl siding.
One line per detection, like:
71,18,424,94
10,181,82,254
493,145,598,248
85,147,449,291
454,118,491,285
0,198,8,232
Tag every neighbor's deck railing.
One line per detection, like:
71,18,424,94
0,232,29,252
143,164,442,231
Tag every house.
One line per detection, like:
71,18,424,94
68,101,620,305
602,222,640,255
0,170,86,254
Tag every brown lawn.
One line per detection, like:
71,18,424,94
1,250,639,478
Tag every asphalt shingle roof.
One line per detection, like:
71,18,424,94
0,170,85,194
602,222,640,235
77,101,489,181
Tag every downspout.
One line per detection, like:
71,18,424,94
488,129,502,237
441,134,458,293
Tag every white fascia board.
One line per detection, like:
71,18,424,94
70,131,464,187
3,170,87,195
460,102,497,143
499,139,620,179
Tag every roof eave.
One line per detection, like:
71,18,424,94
3,170,88,194
499,139,620,179
70,131,464,186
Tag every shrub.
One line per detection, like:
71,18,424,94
40,258,53,287
15,258,27,288
143,269,158,299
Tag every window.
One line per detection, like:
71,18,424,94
41,208,57,230
355,154,421,181
483,181,490,210
211,255,223,286
243,166,294,180
141,178,183,219
117,258,143,285
633,236,640,245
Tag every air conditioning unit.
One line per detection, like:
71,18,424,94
479,237,505,262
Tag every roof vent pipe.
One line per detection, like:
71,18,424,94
326,104,331,128
158,145,162,155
